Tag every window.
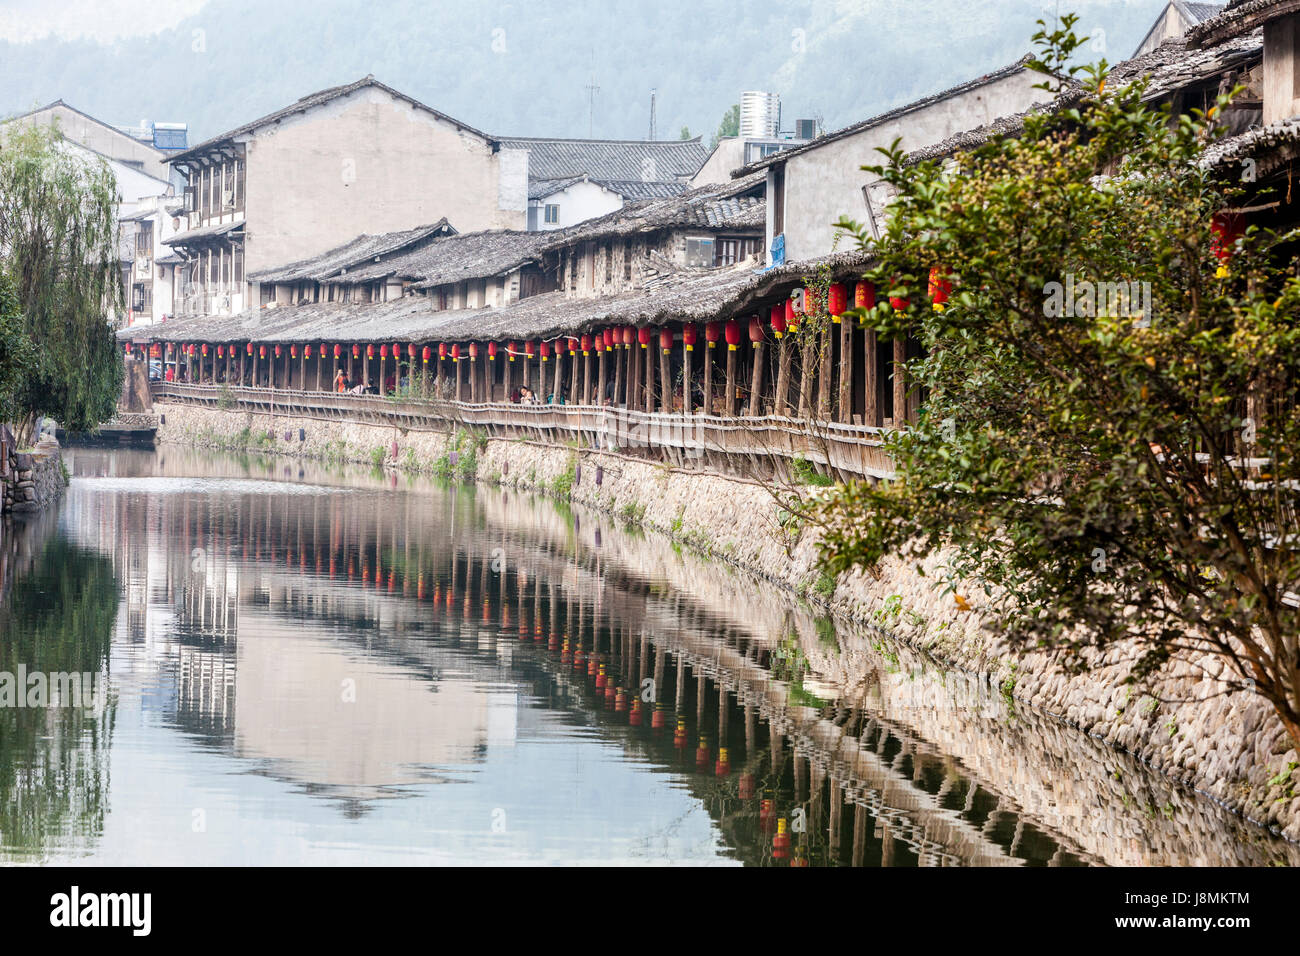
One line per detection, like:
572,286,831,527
200,166,210,219
234,158,245,211
221,247,231,287
715,237,763,267
544,204,560,224
685,237,715,268
136,224,153,258
260,283,274,306
233,243,244,285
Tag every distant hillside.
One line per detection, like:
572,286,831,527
0,0,1168,145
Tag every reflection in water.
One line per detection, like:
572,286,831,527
0,445,1294,865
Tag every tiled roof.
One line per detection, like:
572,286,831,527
1187,0,1298,48
248,220,454,284
1198,116,1300,174
498,135,708,185
1179,1,1228,21
168,76,494,164
528,175,589,200
544,173,765,249
163,220,244,246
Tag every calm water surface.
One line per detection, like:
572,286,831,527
0,446,1295,866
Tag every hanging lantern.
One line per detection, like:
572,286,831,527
682,323,698,351
350,344,359,359
392,342,400,361
365,344,374,359
247,342,254,356
827,282,848,323
124,343,131,357
379,344,388,359
804,285,823,317
580,334,593,355
637,327,651,349
334,344,342,358
488,341,498,360
622,326,635,348
201,343,209,356
508,340,518,362
291,344,298,358
407,343,416,359
468,342,478,360
603,328,614,351
748,315,764,347
1211,212,1245,278
786,298,800,333
259,345,267,358
150,344,160,358
724,319,741,351
566,336,580,355
889,279,911,313
218,345,225,358
704,321,721,348
422,345,431,363
855,281,876,324
659,327,673,353
305,344,313,359
539,340,550,362
770,303,787,339
929,266,952,311
451,344,461,362
439,342,448,360
525,340,536,359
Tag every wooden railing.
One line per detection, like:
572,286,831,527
149,382,897,479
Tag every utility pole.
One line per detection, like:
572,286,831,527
648,88,657,141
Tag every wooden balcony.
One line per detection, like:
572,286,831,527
149,382,896,480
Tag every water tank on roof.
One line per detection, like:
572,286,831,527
739,91,780,140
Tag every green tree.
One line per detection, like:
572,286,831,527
0,123,123,447
822,18,1300,746
679,125,692,140
0,272,35,431
711,103,739,150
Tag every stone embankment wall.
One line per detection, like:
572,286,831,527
153,400,1300,840
1,441,67,514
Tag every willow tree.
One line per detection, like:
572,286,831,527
0,122,123,447
821,19,1300,746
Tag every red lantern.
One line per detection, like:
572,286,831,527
785,298,800,333
637,327,651,349
889,278,911,312
259,345,267,358
773,818,791,859
468,342,478,359
451,344,461,361
659,327,673,353
422,345,431,363
1211,212,1245,277
681,323,698,351
247,342,254,355
827,282,847,322
928,266,952,311
508,340,518,362
804,286,822,317
201,343,209,356
124,343,131,356
855,281,876,314
603,328,614,351
622,326,634,348
274,344,281,358
379,344,388,359
334,344,341,358
439,342,448,360
352,344,360,359
392,343,400,361
525,341,536,359
217,345,224,358
580,334,592,355
365,344,374,359
566,336,580,355
150,344,160,358
488,341,498,360
770,303,787,338
407,343,416,359
704,321,721,348
748,315,764,347
290,344,297,358
305,344,313,359
539,341,550,361
724,319,741,351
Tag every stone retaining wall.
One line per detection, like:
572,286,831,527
153,400,1300,841
1,440,67,515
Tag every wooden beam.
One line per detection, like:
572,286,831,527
703,343,714,415
774,336,792,416
747,341,765,416
818,328,833,419
597,346,607,406
725,342,737,416
892,337,906,426
659,337,672,413
838,316,853,422
644,341,655,413
863,326,879,427
683,339,694,415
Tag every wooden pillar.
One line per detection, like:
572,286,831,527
362,351,369,390
683,338,694,415
456,354,464,401
502,351,511,401
838,316,853,422
379,355,387,397
552,346,563,403
863,326,879,427
659,337,672,413
239,347,245,386
315,352,323,391
725,342,738,416
747,341,765,416
569,344,580,402
611,345,621,406
818,328,833,419
300,351,306,391
774,337,792,415
892,337,907,426
797,336,815,417
644,341,655,413
702,343,714,415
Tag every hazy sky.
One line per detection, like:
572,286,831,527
0,0,208,43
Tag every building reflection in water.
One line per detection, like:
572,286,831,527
27,446,1300,866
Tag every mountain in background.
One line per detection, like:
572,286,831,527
1,0,1169,145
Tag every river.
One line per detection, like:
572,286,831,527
0,446,1294,866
